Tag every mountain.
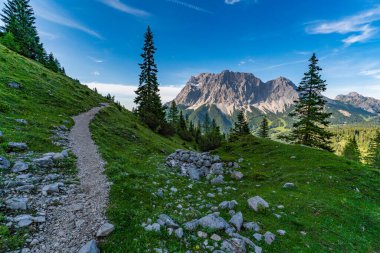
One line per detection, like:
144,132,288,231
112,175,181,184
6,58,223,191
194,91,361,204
173,70,376,132
335,92,380,114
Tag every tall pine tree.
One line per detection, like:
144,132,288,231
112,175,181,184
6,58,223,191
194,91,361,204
167,101,179,126
342,137,361,162
366,131,380,168
259,116,269,138
289,53,333,151
134,26,165,131
230,109,250,138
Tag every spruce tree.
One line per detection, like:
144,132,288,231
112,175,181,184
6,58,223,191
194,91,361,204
259,116,269,138
134,26,165,130
366,131,380,168
342,137,361,162
203,113,211,134
230,109,250,136
289,53,333,151
178,111,186,131
168,101,179,126
1,0,42,60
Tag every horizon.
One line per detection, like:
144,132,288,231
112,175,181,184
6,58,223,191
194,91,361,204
2,0,380,108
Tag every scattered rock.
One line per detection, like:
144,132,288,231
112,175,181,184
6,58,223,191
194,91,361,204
211,233,222,241
12,161,29,173
8,142,28,152
5,197,28,210
16,119,28,124
210,163,224,175
175,228,184,238
96,223,115,237
158,214,179,229
79,240,100,253
231,171,244,180
0,156,10,169
229,212,243,231
197,231,208,238
198,214,229,230
253,233,262,241
264,231,276,245
283,182,295,189
221,238,246,253
42,183,63,196
243,222,260,232
183,220,199,231
211,175,224,184
247,196,269,212
33,156,54,168
219,200,238,210
145,223,161,232
8,82,21,89
277,229,286,236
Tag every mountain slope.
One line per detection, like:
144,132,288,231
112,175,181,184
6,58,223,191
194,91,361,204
335,92,380,114
174,71,376,132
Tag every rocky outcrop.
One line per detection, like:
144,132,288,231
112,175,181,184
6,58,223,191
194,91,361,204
335,92,380,114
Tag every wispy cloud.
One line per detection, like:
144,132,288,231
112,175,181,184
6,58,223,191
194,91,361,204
225,0,241,4
39,31,59,40
360,68,380,79
99,0,149,17
32,1,102,39
88,56,104,63
306,6,380,45
166,0,212,14
238,57,255,66
92,71,101,76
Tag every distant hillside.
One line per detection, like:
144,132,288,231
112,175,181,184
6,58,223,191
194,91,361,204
335,92,380,114
173,70,376,132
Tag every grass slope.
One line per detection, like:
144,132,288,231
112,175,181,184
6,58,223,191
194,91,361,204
0,44,105,250
92,106,380,252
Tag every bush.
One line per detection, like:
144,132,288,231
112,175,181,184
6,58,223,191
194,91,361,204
198,132,223,151
158,121,176,137
178,129,193,142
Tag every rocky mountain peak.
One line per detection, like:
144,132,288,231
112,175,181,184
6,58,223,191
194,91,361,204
174,70,298,115
335,92,380,114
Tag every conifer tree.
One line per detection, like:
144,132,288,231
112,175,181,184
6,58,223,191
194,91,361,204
342,137,361,162
178,111,187,130
134,26,165,130
230,109,250,137
203,113,211,134
1,0,42,60
289,53,333,151
259,116,269,138
168,101,179,126
366,131,380,168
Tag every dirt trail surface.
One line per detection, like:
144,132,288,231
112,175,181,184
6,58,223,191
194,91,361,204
31,105,109,253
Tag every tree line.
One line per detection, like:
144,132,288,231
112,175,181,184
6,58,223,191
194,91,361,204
0,0,65,74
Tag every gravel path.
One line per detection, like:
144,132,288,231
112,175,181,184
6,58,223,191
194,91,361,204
31,105,109,253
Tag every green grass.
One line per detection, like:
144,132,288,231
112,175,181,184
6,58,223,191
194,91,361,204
0,44,105,251
92,107,380,252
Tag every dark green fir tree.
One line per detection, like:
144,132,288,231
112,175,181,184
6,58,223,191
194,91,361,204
259,116,269,138
366,131,380,168
342,137,361,162
289,53,333,151
134,26,165,131
167,101,179,127
230,109,250,139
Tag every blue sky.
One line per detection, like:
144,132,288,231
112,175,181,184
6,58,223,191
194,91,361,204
3,0,380,108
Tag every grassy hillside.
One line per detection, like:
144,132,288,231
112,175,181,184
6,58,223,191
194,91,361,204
0,45,105,152
92,106,380,252
0,44,105,250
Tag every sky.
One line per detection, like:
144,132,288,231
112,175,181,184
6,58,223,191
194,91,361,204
2,0,380,108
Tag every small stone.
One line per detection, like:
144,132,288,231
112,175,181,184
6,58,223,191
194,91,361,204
145,223,160,232
175,228,184,238
300,231,307,236
96,223,115,237
211,175,224,184
79,240,100,253
8,82,21,89
33,156,54,168
247,196,269,211
8,142,28,151
253,233,262,241
264,231,276,245
5,197,28,210
198,214,229,230
277,229,286,236
197,231,208,238
16,119,28,124
211,234,222,241
12,161,29,173
283,182,295,189
18,219,33,227
42,183,62,196
229,212,243,231
243,222,260,232
0,156,10,169
170,187,178,193
207,193,215,198
231,171,244,180
183,220,199,231
158,214,179,228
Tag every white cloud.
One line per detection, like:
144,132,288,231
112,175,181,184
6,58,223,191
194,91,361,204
360,68,380,79
86,83,184,109
99,0,149,17
39,31,59,40
306,6,380,45
166,0,212,14
92,71,101,76
32,1,102,39
238,58,255,66
225,0,241,4
88,56,104,63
